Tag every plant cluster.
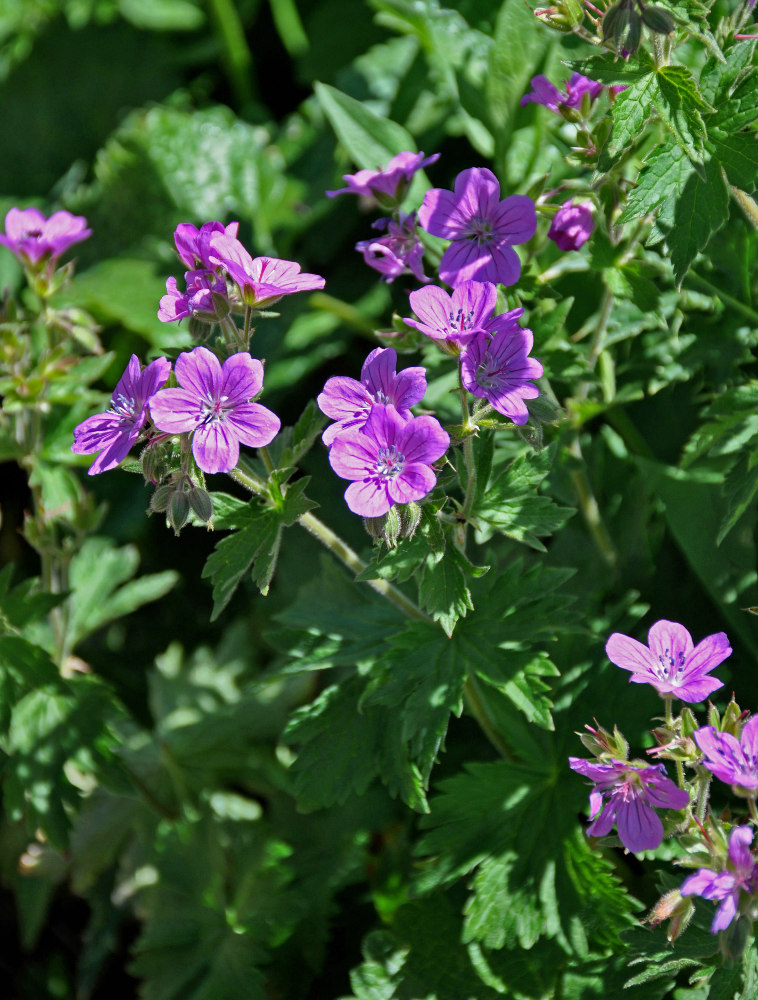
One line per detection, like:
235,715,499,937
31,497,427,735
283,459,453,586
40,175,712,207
0,0,757,997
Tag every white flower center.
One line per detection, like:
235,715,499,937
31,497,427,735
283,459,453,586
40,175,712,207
375,445,405,478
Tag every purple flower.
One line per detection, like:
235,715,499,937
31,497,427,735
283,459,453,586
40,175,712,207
149,346,280,474
173,220,239,269
520,73,604,113
158,270,228,323
328,405,449,517
547,201,595,251
681,826,758,932
605,620,731,703
693,717,758,792
460,327,543,424
71,355,171,475
327,151,440,206
208,234,325,308
317,348,427,446
417,167,536,287
405,280,525,346
0,207,91,267
569,757,690,853
355,212,430,284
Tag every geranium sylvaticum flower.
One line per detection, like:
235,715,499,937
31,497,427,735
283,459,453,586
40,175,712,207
460,326,543,424
317,347,427,446
149,346,280,475
605,620,731,703
693,717,758,793
327,151,439,206
71,355,171,475
158,270,228,323
547,201,595,251
568,757,690,853
520,73,604,113
208,233,325,309
173,220,239,270
680,826,758,932
328,405,449,517
355,212,429,284
417,167,536,287
405,280,525,347
0,207,91,267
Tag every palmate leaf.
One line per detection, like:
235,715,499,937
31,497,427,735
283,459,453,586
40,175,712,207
65,536,178,650
470,444,574,551
416,752,639,954
202,479,317,617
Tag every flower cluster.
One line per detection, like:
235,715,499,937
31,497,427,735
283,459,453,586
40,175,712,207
72,346,279,478
317,347,448,517
158,220,325,324
406,280,542,425
569,618,758,941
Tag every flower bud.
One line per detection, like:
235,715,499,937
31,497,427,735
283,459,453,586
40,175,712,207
188,486,213,523
640,4,675,32
721,699,744,737
399,502,422,539
680,707,698,739
149,484,174,514
648,889,694,941
578,722,629,760
364,506,401,547
168,490,191,535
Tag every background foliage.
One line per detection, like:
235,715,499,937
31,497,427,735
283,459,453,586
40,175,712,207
1,0,757,997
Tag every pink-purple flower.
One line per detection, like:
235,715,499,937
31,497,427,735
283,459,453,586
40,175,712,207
569,757,690,853
173,220,239,269
0,207,91,267
681,826,758,932
460,326,543,424
158,270,228,323
355,212,429,284
317,348,427,446
405,280,525,346
149,346,280,475
520,73,604,113
547,201,595,251
417,167,536,287
71,355,171,475
328,405,449,517
208,234,325,309
693,717,758,793
327,151,440,206
605,620,731,703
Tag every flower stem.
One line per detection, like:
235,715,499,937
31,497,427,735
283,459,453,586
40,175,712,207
695,774,711,824
748,797,758,825
228,464,428,622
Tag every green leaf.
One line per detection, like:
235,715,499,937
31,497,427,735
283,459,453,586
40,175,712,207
65,537,178,650
471,445,574,550
654,64,708,163
416,757,638,952
419,545,474,636
709,132,758,193
0,570,65,634
619,139,692,222
609,72,658,153
285,673,427,812
314,81,417,170
666,154,729,285
486,0,551,138
202,480,317,616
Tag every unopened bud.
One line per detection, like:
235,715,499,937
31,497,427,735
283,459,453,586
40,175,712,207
188,486,213,523
578,722,628,760
169,490,190,535
363,506,401,547
722,699,744,737
708,703,721,730
149,484,174,514
399,502,422,539
640,5,674,32
680,707,698,739
648,889,694,941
